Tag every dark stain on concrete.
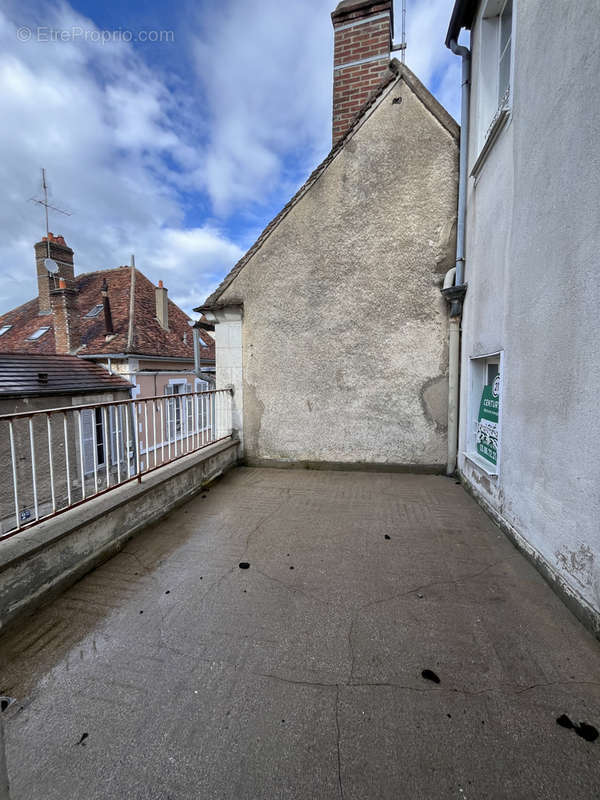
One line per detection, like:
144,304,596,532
239,562,250,570
557,714,599,742
421,669,440,684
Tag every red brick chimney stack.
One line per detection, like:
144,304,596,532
50,276,80,354
34,233,75,313
331,0,394,145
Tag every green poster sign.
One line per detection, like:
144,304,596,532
476,375,500,465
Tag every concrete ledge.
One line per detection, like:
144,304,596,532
0,438,240,632
459,471,600,641
245,457,445,474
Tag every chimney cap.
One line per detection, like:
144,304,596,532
332,0,393,24
42,232,68,246
158,279,164,289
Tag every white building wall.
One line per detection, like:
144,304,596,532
458,0,600,628
205,308,244,444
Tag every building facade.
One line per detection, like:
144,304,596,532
199,1,459,469
0,354,131,533
446,0,600,630
0,236,216,480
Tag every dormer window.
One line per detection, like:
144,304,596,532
27,326,51,340
0,325,12,336
84,304,103,318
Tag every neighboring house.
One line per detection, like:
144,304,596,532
0,353,131,533
445,0,600,630
0,234,216,481
198,0,459,469
0,233,215,392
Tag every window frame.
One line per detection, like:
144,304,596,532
464,350,504,476
474,0,515,162
0,325,12,337
27,326,51,341
84,304,104,318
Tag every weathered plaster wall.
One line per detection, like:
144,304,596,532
218,74,458,467
458,0,600,624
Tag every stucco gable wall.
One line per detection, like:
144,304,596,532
220,76,458,465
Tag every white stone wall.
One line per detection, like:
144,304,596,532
458,0,600,626
206,308,244,443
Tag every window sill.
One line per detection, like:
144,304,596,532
463,451,499,477
470,107,510,179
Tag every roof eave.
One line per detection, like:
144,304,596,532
445,0,478,47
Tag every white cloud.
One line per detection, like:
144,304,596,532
190,0,334,217
0,0,461,318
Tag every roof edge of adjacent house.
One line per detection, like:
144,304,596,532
197,60,458,312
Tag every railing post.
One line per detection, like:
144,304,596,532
0,701,10,800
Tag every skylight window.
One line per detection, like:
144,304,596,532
0,325,12,337
27,327,50,341
84,304,104,318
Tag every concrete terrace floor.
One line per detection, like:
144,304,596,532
1,467,600,799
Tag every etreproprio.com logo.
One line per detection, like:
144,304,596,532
16,26,175,43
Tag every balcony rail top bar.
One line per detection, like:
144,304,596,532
0,388,234,541
0,388,228,422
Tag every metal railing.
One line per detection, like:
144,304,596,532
0,388,233,539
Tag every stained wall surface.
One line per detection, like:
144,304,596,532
216,70,459,468
458,0,600,627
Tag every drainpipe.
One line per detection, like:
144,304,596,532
448,39,470,286
441,38,470,475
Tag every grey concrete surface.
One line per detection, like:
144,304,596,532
1,467,599,799
0,438,239,631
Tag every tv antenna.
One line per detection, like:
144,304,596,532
391,0,407,63
30,168,72,270
401,0,406,63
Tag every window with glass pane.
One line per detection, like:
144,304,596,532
498,0,512,103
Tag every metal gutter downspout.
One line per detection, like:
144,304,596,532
442,38,470,475
449,38,470,286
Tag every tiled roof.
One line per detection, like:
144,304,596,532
0,353,132,397
0,266,215,363
198,61,457,312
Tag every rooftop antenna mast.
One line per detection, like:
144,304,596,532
391,0,407,62
30,168,72,263
401,0,406,63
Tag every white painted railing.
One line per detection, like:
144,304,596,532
0,388,233,538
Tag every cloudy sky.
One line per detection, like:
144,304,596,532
0,0,463,317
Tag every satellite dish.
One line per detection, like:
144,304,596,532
44,258,59,274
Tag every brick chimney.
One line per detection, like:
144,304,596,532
155,280,169,331
34,233,75,314
331,0,394,145
50,277,80,354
